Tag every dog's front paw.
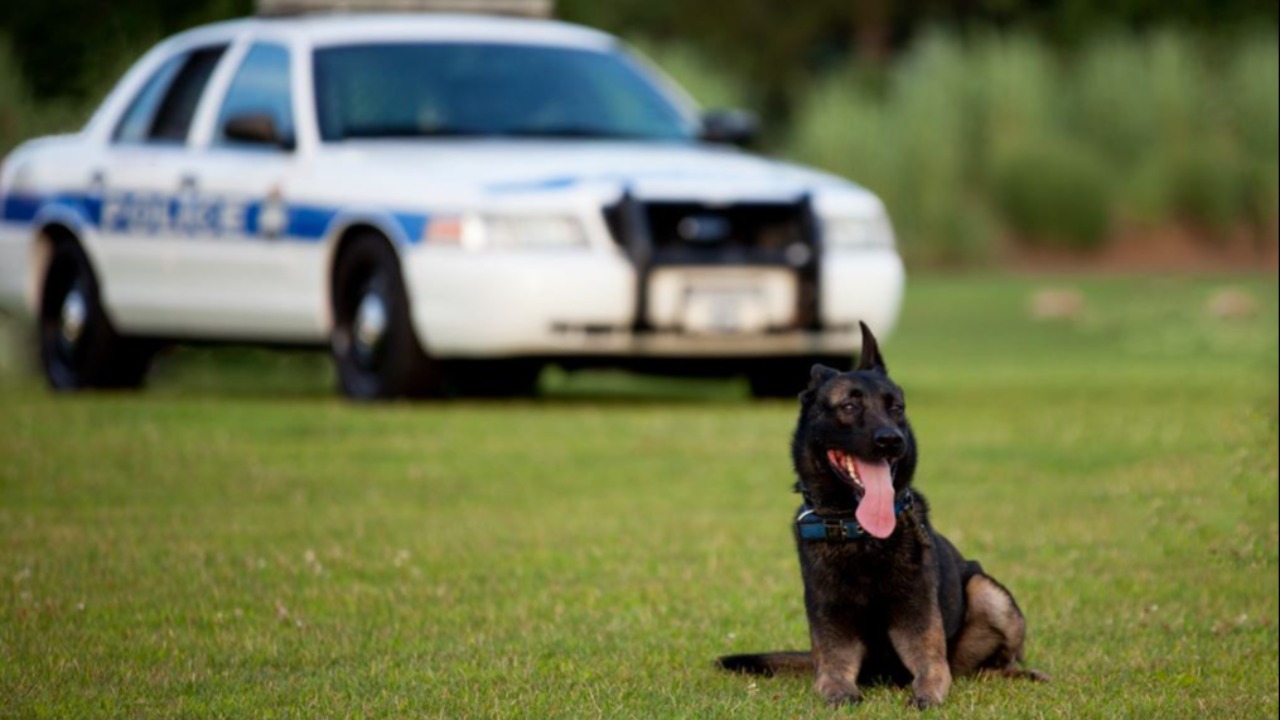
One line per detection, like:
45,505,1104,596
907,685,951,711
824,689,864,707
815,675,863,706
909,693,941,710
907,668,949,710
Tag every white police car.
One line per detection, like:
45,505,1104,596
0,12,905,399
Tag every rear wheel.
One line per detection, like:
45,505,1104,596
39,240,152,390
746,355,850,399
331,233,442,399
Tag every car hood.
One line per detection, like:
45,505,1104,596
310,139,878,209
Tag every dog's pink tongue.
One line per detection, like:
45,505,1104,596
854,458,896,539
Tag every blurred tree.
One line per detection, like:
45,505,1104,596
559,0,1277,122
0,0,1274,117
0,0,251,100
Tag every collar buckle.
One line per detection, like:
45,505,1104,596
823,518,849,541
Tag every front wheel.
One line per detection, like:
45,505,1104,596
39,240,152,390
331,234,442,400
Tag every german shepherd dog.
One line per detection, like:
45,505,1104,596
718,323,1045,708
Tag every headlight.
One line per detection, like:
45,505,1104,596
823,215,896,250
425,213,588,250
483,215,587,250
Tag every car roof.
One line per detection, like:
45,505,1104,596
170,13,617,50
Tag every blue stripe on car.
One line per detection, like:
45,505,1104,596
0,191,428,245
285,205,338,240
392,212,427,244
1,194,41,222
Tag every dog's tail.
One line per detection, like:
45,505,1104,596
716,651,813,677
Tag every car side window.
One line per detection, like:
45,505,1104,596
148,45,228,142
114,45,228,144
113,53,186,143
214,43,294,148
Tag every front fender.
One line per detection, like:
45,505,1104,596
318,207,430,331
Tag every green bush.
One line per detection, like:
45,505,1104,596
1169,141,1250,234
993,137,1112,250
0,37,37,156
783,28,1278,264
788,34,999,266
1067,36,1172,224
1225,34,1280,232
0,36,89,157
965,32,1063,182
1243,163,1280,236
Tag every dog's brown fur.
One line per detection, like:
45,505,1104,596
718,323,1046,708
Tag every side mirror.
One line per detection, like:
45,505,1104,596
699,109,759,147
222,112,292,149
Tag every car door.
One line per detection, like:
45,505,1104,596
93,43,230,333
172,40,322,341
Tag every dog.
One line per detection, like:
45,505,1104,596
718,322,1045,708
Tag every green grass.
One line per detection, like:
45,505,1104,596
1,274,1277,718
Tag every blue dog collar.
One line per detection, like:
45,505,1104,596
796,490,914,542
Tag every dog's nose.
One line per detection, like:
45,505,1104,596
874,428,905,456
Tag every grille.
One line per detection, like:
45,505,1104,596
604,195,823,331
604,200,810,266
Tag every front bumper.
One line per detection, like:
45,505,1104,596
402,245,904,359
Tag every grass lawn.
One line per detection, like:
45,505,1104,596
1,274,1276,718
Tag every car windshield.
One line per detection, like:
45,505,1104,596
312,42,696,142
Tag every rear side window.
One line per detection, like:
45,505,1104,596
214,43,294,147
113,44,227,144
114,54,186,143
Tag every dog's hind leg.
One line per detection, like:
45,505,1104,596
949,573,1048,682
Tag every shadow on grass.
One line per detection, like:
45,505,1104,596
1,342,758,408
146,349,757,405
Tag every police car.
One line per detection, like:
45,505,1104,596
0,11,905,399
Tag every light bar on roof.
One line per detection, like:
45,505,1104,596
257,0,554,17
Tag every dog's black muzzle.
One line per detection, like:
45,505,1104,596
872,427,906,460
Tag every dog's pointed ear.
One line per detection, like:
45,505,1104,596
856,321,888,374
809,363,839,388
799,363,839,404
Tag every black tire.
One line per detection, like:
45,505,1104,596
39,240,152,390
746,354,851,399
331,233,442,400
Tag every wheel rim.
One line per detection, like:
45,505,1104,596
42,256,92,388
352,284,388,369
333,240,441,399
59,284,88,351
